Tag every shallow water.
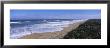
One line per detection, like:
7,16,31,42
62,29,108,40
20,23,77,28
10,19,87,39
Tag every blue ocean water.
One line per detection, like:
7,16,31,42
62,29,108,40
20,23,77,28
10,19,86,39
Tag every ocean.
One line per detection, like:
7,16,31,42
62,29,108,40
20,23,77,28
10,19,86,39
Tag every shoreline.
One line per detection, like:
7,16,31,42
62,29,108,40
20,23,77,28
19,20,87,39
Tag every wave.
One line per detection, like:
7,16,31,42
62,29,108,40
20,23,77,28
10,20,87,39
10,22,22,24
25,21,31,22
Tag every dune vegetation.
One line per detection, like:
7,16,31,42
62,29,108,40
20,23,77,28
63,19,101,39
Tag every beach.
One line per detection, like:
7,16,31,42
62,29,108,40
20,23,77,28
19,20,87,39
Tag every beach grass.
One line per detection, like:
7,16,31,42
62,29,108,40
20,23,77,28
63,19,101,39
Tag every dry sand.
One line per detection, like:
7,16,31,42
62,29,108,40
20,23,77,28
19,20,87,39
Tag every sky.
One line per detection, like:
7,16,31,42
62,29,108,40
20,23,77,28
10,9,101,20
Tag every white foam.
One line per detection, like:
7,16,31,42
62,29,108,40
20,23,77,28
10,20,87,39
10,22,21,24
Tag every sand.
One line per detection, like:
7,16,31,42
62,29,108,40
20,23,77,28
19,20,87,39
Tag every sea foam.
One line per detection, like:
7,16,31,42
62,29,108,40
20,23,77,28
10,20,87,39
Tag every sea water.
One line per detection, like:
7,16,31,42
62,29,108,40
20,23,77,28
10,19,86,39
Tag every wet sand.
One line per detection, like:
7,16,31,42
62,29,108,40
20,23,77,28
19,20,87,39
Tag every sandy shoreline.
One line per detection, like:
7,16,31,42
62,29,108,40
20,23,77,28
19,20,87,39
